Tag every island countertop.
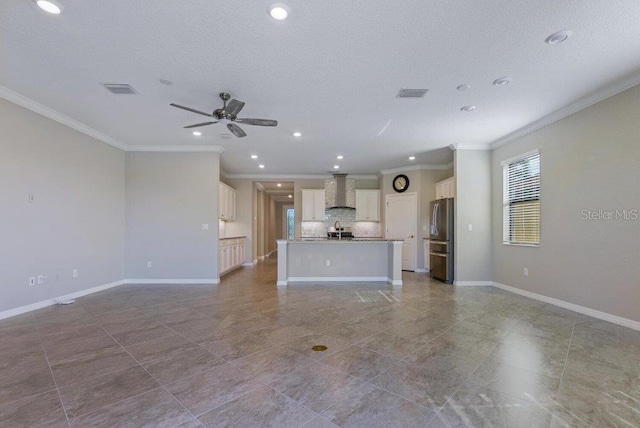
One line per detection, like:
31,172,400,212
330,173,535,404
276,239,403,286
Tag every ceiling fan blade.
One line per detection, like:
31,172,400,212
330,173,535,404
170,103,213,117
225,99,245,118
184,121,217,129
235,118,278,127
227,123,247,138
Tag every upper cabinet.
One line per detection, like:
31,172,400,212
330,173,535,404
301,189,326,221
355,190,380,222
219,182,236,221
435,177,455,200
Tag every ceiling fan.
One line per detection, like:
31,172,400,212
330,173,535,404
170,92,278,138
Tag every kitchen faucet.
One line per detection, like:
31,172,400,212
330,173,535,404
334,220,342,240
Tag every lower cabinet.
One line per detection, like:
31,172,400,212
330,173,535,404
219,237,246,276
424,239,430,272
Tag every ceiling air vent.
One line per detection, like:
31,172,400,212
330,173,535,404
220,133,233,139
397,88,429,98
102,84,138,95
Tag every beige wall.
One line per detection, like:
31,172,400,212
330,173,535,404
0,98,126,312
492,84,640,322
455,150,492,282
125,152,219,280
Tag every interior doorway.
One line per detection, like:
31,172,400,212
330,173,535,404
385,192,417,271
285,207,295,240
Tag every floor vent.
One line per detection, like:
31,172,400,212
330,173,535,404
102,83,139,95
397,88,428,98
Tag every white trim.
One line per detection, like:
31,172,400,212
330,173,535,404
225,173,379,180
0,86,128,151
490,72,640,149
257,255,266,261
265,249,277,258
380,164,453,175
287,276,389,282
414,268,428,273
454,281,493,286
125,279,220,285
500,149,540,167
492,282,640,331
0,280,126,321
126,145,225,153
449,144,491,151
389,279,403,286
277,280,288,286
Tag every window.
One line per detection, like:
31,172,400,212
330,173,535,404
287,208,295,240
502,150,540,245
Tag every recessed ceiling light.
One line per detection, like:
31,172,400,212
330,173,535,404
268,3,290,20
545,30,573,45
251,155,258,159
337,155,344,160
409,156,416,160
277,183,282,187
288,194,292,198
492,77,511,86
192,131,202,136
293,132,302,137
333,165,340,169
460,105,476,112
457,84,470,92
34,0,62,14
259,164,265,169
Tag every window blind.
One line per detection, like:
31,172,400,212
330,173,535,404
502,150,540,245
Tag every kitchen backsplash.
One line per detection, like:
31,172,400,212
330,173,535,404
301,208,381,237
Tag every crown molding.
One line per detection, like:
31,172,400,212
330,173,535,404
225,173,378,180
0,85,129,151
380,164,453,175
449,143,491,151
490,72,640,150
126,145,225,153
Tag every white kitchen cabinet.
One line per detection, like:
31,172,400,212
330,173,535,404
219,237,246,276
219,183,237,221
355,189,380,222
435,177,455,199
423,239,430,272
301,189,326,221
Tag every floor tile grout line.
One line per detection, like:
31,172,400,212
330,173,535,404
97,325,198,423
30,311,72,428
558,312,578,387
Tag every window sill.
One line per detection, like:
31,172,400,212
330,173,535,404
503,242,540,248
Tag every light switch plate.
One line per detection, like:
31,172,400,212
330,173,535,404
467,224,473,231
202,223,209,230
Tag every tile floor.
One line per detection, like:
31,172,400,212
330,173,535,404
1,257,639,427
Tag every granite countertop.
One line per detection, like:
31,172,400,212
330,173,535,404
219,236,247,240
289,237,401,243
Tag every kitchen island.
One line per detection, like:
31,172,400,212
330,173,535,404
276,239,403,286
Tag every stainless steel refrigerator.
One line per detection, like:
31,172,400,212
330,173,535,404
429,198,454,283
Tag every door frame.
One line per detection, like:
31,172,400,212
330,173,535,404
385,192,418,271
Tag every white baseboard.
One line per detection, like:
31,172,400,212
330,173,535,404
492,282,640,331
287,276,389,283
276,280,288,286
0,280,126,321
257,255,265,261
242,261,257,267
388,279,403,286
265,250,277,258
454,281,493,287
414,269,428,273
125,279,220,285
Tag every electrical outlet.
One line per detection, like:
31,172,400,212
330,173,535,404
147,261,153,268
37,275,47,285
467,223,473,231
72,269,78,278
325,259,330,267
55,274,61,281
29,277,36,286
523,267,529,277
28,194,35,204
202,223,209,230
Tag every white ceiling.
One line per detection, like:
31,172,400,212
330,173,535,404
2,0,640,175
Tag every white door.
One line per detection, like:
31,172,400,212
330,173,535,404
385,193,417,271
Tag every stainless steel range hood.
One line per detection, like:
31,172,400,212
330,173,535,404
325,174,355,209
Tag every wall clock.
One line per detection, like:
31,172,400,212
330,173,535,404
392,174,409,193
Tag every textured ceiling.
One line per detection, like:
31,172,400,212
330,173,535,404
2,0,640,175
